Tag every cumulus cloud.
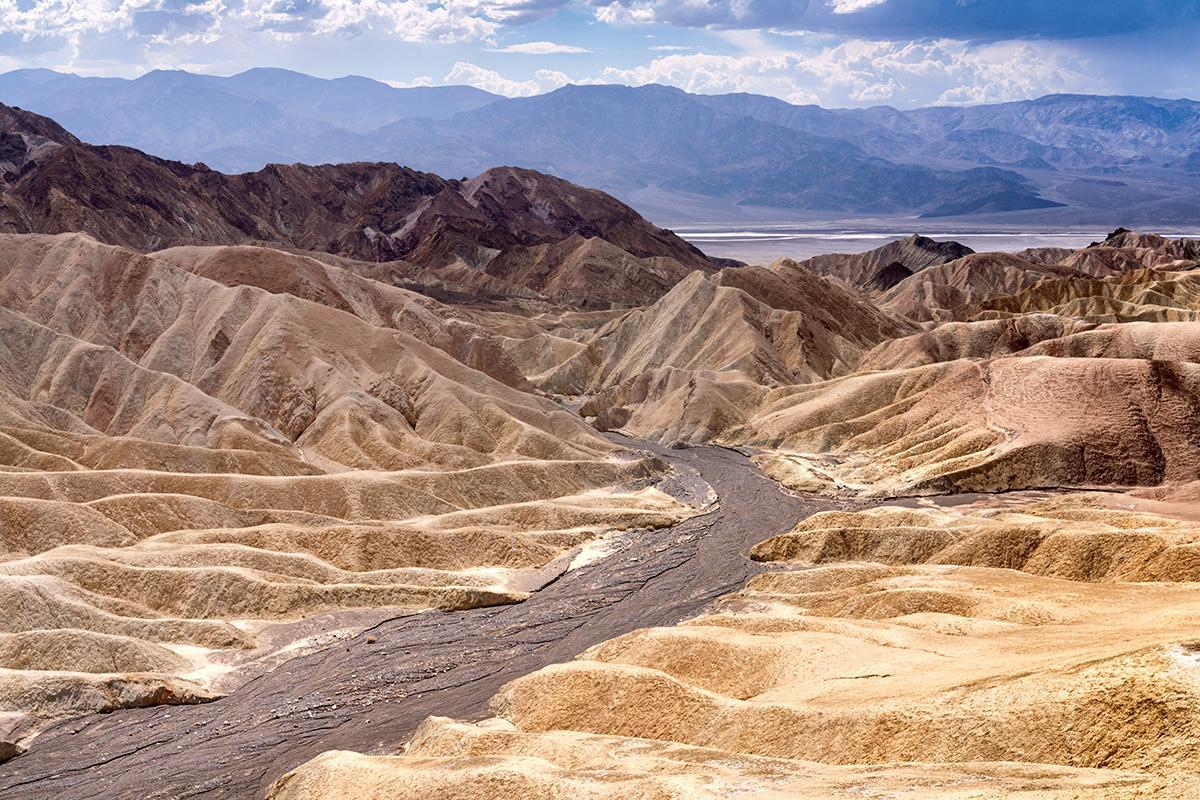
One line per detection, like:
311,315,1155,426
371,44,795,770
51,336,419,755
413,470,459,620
444,59,569,95
0,0,558,45
492,40,590,53
828,0,885,13
252,0,500,42
599,37,1091,107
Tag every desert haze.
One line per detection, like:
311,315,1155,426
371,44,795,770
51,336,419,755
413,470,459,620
2,53,1200,800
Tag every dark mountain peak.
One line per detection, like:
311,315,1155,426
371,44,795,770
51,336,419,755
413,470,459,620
799,233,974,288
901,234,975,260
0,103,81,180
463,165,712,269
1101,228,1169,249
0,102,80,146
867,260,914,291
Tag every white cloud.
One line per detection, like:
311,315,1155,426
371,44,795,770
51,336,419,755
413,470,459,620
0,0,531,45
828,0,887,14
649,44,689,51
492,40,590,54
0,0,154,39
274,0,499,42
383,75,434,87
444,60,570,96
599,37,1091,107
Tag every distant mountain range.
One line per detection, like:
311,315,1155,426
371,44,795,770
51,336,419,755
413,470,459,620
3,68,1198,224
0,100,715,311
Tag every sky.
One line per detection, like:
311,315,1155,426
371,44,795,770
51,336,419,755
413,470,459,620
0,0,1197,107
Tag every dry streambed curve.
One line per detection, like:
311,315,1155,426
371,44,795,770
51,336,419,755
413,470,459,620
0,437,841,800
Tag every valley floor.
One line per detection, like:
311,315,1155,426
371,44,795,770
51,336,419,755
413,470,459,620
0,439,840,799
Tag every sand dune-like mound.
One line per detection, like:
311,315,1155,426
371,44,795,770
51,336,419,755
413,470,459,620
0,233,613,470
272,722,1150,799
485,565,1200,771
0,459,691,743
537,268,912,426
0,305,298,459
272,496,1200,799
521,265,914,445
581,367,769,444
859,313,1094,370
152,244,531,387
880,252,1078,322
1082,228,1200,265
862,317,1200,372
827,229,1200,324
745,355,1200,495
752,496,1200,583
1017,320,1200,360
977,267,1200,322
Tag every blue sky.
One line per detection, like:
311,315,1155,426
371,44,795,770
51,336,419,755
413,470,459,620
1,0,1197,106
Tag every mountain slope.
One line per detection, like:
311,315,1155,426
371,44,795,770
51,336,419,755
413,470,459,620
796,234,975,287
365,84,1059,216
6,71,1197,222
0,103,711,298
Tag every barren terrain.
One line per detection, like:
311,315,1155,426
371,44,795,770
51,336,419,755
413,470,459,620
3,100,1200,799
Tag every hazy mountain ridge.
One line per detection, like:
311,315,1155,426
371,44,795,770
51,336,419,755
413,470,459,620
4,70,1196,221
0,102,711,288
0,68,499,172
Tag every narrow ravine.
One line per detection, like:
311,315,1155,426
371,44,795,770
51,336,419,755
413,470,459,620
0,438,848,800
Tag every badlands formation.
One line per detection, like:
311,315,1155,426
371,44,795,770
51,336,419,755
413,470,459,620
267,228,1200,800
1,101,1200,799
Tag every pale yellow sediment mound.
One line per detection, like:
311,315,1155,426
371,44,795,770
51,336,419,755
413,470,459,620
975,267,1200,323
880,251,1073,323
581,367,768,444
271,498,1200,798
0,466,690,741
538,266,911,398
0,465,696,714
751,496,1200,582
858,313,1094,371
0,233,618,471
861,318,1200,373
150,244,532,389
270,721,1153,799
559,326,1200,495
747,355,1200,495
878,235,1198,323
513,264,911,445
0,670,215,741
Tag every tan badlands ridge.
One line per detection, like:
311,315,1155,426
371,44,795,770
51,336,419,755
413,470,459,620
4,101,1200,800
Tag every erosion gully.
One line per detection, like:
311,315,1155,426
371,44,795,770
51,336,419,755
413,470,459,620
0,436,857,800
